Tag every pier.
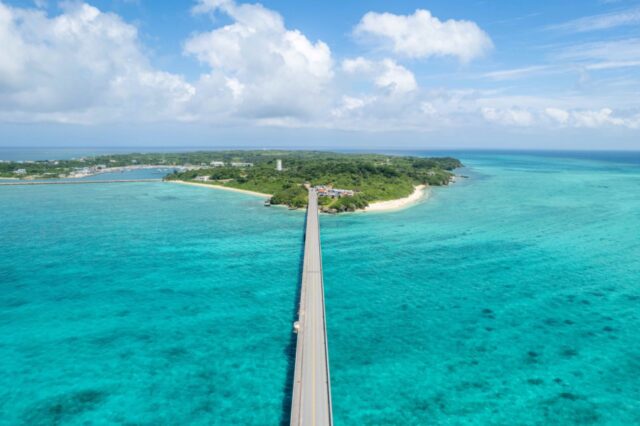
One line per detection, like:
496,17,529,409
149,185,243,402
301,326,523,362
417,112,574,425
290,188,333,426
0,179,162,186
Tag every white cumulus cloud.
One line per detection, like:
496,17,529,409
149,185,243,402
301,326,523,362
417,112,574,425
185,0,334,120
571,108,624,128
0,1,638,136
354,9,493,62
0,2,194,123
545,107,639,128
482,107,534,127
545,107,570,124
483,105,640,129
342,57,417,95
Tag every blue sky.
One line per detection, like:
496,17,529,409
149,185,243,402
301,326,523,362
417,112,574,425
1,0,639,149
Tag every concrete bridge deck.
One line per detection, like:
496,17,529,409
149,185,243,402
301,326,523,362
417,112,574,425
290,188,333,426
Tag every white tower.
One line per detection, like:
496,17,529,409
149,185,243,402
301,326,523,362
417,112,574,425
276,159,283,171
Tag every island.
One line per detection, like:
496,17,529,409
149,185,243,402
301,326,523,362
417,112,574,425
0,150,462,212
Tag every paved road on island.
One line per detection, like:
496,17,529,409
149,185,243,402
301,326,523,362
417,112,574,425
290,188,333,426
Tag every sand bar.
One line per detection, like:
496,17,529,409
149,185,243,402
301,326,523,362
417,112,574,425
168,180,272,198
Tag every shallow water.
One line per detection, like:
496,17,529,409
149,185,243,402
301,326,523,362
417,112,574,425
324,153,640,425
1,152,639,425
1,183,303,425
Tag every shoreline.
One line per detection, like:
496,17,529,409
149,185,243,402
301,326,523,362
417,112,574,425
362,185,428,213
169,180,430,213
168,180,272,198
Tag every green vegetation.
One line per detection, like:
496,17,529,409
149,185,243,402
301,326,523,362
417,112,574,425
165,151,462,212
0,151,251,179
0,150,462,212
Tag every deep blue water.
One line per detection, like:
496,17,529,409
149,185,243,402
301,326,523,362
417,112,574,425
1,150,639,425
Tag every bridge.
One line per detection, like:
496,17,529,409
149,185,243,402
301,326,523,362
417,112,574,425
0,179,162,186
290,188,333,426
4,178,335,423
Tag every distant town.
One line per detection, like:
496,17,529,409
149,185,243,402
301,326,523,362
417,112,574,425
0,157,258,179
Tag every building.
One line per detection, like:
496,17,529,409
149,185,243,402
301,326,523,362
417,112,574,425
276,159,283,171
210,161,225,167
314,185,355,198
14,169,27,175
231,162,253,167
194,176,210,182
330,189,355,197
69,167,93,178
315,185,329,196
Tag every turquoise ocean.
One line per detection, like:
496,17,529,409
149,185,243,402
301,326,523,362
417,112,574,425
1,151,639,425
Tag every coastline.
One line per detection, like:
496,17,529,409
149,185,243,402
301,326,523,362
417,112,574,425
168,180,272,198
169,180,429,213
363,185,428,213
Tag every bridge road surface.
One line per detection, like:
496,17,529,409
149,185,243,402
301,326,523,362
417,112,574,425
290,188,333,426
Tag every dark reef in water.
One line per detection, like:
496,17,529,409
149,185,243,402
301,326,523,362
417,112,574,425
24,390,107,425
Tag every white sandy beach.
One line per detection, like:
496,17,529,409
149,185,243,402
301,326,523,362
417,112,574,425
363,185,428,212
168,180,272,198
170,180,428,213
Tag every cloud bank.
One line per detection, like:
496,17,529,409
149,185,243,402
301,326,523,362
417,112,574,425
0,2,194,123
185,0,334,122
0,0,638,134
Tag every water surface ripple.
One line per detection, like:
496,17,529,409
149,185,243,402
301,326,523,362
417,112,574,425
1,152,639,425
